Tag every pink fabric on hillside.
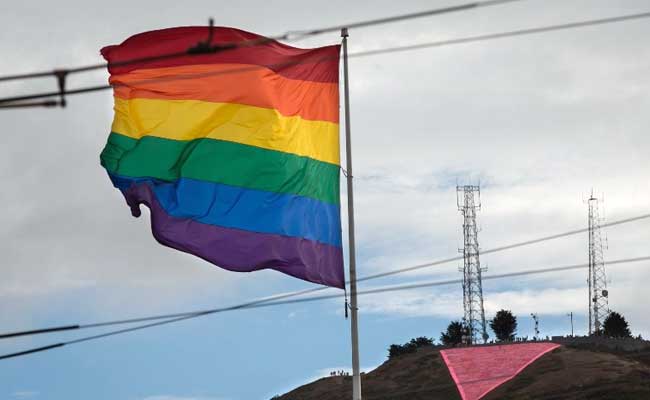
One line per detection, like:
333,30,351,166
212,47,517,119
440,342,561,400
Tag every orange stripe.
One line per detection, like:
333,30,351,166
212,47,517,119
111,63,339,123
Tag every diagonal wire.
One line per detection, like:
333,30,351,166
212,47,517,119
0,0,525,83
1,255,648,361
2,9,650,107
0,212,648,341
0,100,61,109
0,286,326,339
287,0,523,36
351,11,650,58
355,213,650,282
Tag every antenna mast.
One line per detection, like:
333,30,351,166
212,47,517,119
588,192,609,335
530,313,539,340
457,185,488,344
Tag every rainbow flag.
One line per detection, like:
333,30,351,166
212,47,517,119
99,27,344,288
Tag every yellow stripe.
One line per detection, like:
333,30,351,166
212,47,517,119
111,97,340,165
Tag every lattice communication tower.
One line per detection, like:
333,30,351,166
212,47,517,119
588,193,609,335
457,185,488,344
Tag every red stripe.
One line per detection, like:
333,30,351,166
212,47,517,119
110,63,339,123
101,26,340,83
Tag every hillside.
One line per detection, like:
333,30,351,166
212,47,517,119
275,342,650,400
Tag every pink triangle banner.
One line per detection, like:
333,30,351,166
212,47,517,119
440,342,561,400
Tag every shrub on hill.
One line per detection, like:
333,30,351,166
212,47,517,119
388,336,433,359
490,309,517,342
603,311,632,338
440,321,468,346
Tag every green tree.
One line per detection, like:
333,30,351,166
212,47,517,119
388,336,434,359
410,336,433,347
603,311,632,338
440,321,467,346
388,344,405,359
490,310,517,341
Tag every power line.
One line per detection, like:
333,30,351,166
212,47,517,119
356,213,650,283
351,10,650,58
1,255,648,361
3,9,650,107
0,0,525,84
288,0,523,36
1,212,648,341
0,286,326,339
0,100,60,109
0,35,286,84
0,84,111,107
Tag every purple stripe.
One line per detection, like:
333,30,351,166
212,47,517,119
124,183,345,288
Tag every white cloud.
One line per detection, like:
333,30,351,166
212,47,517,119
360,289,462,319
484,288,586,316
12,392,39,399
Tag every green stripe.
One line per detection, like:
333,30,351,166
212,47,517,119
100,132,340,205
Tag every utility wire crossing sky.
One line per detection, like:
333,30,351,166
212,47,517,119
1,210,648,361
2,6,650,107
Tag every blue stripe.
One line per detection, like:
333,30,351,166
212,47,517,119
108,173,342,247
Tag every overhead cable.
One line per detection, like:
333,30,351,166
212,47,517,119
0,0,526,83
2,10,650,108
1,255,648,360
351,10,650,58
1,212,648,341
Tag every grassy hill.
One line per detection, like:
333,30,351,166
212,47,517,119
275,342,650,400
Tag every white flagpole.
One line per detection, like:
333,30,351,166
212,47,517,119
341,27,362,400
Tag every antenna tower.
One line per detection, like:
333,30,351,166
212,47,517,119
530,313,540,339
588,192,609,335
457,185,488,344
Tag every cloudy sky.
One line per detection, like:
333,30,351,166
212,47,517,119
1,0,649,399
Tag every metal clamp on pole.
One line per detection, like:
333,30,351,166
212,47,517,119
188,18,217,54
54,69,68,108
